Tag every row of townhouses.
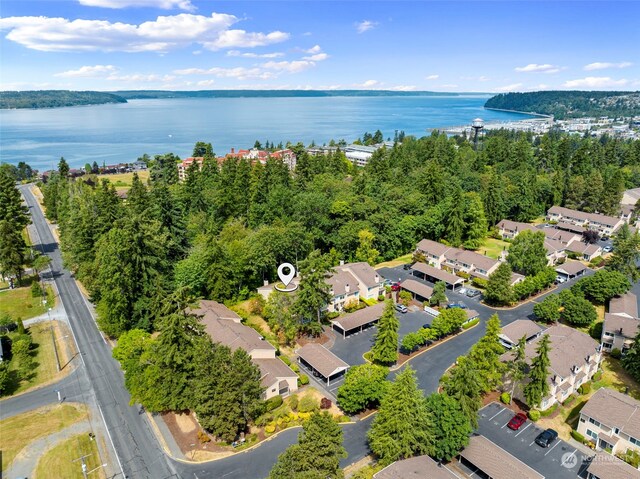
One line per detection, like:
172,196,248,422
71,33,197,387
547,205,626,237
177,148,297,181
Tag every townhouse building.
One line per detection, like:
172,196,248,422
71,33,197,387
547,205,625,237
602,292,640,354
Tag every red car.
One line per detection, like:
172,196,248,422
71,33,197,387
391,282,401,292
507,413,527,431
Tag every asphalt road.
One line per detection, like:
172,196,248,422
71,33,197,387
20,185,178,479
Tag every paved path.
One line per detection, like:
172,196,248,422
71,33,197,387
6,419,92,479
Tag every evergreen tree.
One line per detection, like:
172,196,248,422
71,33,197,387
429,281,447,307
482,169,505,228
424,393,472,461
468,314,505,392
485,262,514,306
524,334,551,408
127,172,150,216
445,186,465,246
58,157,70,177
608,224,640,281
0,168,29,283
623,329,640,382
368,367,434,466
463,192,488,250
269,412,346,479
442,356,482,428
371,300,400,365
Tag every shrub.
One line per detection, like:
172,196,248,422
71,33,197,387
611,348,622,359
462,318,480,330
248,295,265,315
472,277,488,289
456,271,470,280
290,362,300,373
618,448,640,468
362,297,378,307
298,412,311,420
320,398,332,409
298,374,309,386
288,395,299,411
540,403,558,416
197,430,211,444
327,312,340,320
280,355,292,366
254,414,272,427
500,392,511,404
377,295,385,301
578,382,592,395
265,424,276,434
589,321,603,341
337,415,350,423
571,430,586,443
592,371,603,381
528,410,541,421
563,394,577,407
298,395,318,413
265,395,283,412
30,281,43,298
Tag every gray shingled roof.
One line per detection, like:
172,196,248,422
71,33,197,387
297,343,349,379
254,358,297,388
201,317,276,355
581,388,640,443
339,262,380,289
373,456,459,479
327,270,359,296
416,239,450,257
400,278,434,300
497,219,538,235
500,319,544,344
555,261,589,276
587,451,640,479
610,292,639,318
604,313,640,339
411,262,464,285
331,302,385,332
460,435,544,479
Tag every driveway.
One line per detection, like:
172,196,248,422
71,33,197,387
477,403,592,479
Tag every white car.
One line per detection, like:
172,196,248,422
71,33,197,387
555,275,567,284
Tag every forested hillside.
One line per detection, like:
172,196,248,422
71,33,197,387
485,90,640,119
0,90,127,109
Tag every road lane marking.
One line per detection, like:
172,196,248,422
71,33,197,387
544,440,561,456
489,408,507,421
515,423,531,437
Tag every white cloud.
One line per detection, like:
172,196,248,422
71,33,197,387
106,73,176,83
515,63,561,73
305,45,321,54
460,75,491,82
494,83,523,92
389,85,416,91
425,74,439,80
173,66,276,80
202,30,289,50
302,53,328,61
355,20,377,33
262,60,316,73
226,50,284,58
196,79,215,87
353,79,381,88
583,61,633,71
562,76,629,88
78,0,195,11
55,64,118,77
440,84,458,88
0,13,288,53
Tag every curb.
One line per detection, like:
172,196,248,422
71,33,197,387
480,284,558,311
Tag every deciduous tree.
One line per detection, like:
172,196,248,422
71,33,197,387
424,393,472,461
337,364,389,415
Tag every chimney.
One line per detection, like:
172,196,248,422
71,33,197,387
231,147,235,154
339,260,345,266
375,274,379,284
263,280,269,286
620,328,624,334
345,283,350,294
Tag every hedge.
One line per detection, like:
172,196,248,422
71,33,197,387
462,318,480,330
611,348,622,359
298,374,309,386
571,430,586,443
592,371,603,381
540,403,559,417
500,392,511,404
528,410,541,421
578,382,592,395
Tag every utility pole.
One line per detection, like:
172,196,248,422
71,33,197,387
73,453,93,479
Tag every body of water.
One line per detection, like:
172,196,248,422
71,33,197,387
0,95,533,170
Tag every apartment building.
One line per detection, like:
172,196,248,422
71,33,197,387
547,205,625,237
602,292,640,353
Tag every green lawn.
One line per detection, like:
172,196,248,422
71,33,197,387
33,433,106,479
0,404,88,472
97,171,150,192
0,278,54,320
593,357,640,400
479,237,510,260
375,253,413,269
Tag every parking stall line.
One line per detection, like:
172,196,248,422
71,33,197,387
561,449,577,467
544,440,561,456
489,408,507,421
515,423,531,437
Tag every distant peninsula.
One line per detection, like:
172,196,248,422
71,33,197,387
0,90,127,109
485,90,640,119
0,89,483,109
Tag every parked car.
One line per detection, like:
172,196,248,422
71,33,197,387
465,289,481,298
535,428,558,448
446,301,468,309
391,282,401,292
555,275,567,284
603,245,613,253
403,263,412,270
422,323,431,329
395,303,408,313
507,413,527,431
458,287,468,295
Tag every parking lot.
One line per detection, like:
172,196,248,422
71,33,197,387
477,403,593,479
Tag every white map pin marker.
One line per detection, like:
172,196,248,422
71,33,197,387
277,263,296,287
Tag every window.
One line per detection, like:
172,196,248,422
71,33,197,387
603,332,614,337
614,427,619,435
586,429,598,440
630,436,640,446
589,418,601,427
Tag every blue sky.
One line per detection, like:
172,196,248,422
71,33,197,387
1,0,639,92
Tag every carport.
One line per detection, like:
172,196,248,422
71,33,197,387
296,343,349,385
410,263,465,290
400,279,433,303
459,435,544,479
330,302,385,338
555,261,590,279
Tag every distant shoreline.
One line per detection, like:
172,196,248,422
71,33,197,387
484,107,553,119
